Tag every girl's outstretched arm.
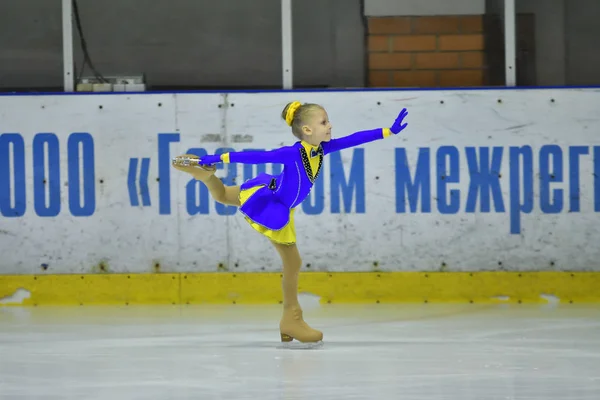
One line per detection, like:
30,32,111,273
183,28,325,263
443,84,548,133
322,108,408,154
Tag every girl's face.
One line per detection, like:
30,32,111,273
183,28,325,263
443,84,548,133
302,108,332,145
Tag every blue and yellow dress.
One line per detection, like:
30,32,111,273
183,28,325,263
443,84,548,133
207,127,392,245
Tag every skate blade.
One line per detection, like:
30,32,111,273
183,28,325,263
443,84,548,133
277,340,324,350
171,156,197,167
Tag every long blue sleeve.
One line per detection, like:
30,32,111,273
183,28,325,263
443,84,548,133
224,146,294,165
322,128,388,155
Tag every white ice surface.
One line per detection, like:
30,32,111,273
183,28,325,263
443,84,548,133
1,302,599,400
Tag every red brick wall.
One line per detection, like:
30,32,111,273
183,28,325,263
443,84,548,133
367,16,486,88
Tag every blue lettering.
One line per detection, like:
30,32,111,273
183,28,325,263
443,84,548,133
139,158,151,207
436,146,460,214
33,133,61,217
539,145,563,213
127,158,141,207
67,133,95,216
509,146,533,234
185,148,209,215
215,147,237,216
569,146,589,212
330,149,365,213
595,146,600,212
0,133,26,217
395,148,431,213
158,133,180,215
465,147,505,213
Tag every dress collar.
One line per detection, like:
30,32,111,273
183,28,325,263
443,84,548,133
300,140,323,157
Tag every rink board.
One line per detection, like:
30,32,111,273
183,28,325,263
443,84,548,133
1,88,600,276
1,272,600,306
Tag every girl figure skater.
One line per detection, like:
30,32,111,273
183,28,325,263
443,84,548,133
172,101,408,345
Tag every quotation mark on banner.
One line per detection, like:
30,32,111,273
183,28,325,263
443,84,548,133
128,157,151,206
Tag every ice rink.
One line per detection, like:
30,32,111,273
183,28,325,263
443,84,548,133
1,300,599,400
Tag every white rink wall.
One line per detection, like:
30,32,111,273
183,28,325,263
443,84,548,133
1,88,599,274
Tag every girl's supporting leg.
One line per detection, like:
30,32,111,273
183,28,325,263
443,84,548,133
272,241,323,343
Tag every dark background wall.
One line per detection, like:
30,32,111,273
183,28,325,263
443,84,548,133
1,0,599,92
564,0,600,86
485,0,600,86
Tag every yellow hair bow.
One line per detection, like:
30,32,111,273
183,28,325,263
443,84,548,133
285,101,302,126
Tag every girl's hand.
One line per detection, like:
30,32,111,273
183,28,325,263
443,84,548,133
390,108,408,134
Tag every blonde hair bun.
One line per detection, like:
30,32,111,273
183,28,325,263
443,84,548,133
282,101,302,126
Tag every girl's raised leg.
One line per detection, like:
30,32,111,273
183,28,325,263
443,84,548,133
172,155,241,206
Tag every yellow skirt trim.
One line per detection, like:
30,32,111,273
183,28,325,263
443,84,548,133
238,185,297,245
